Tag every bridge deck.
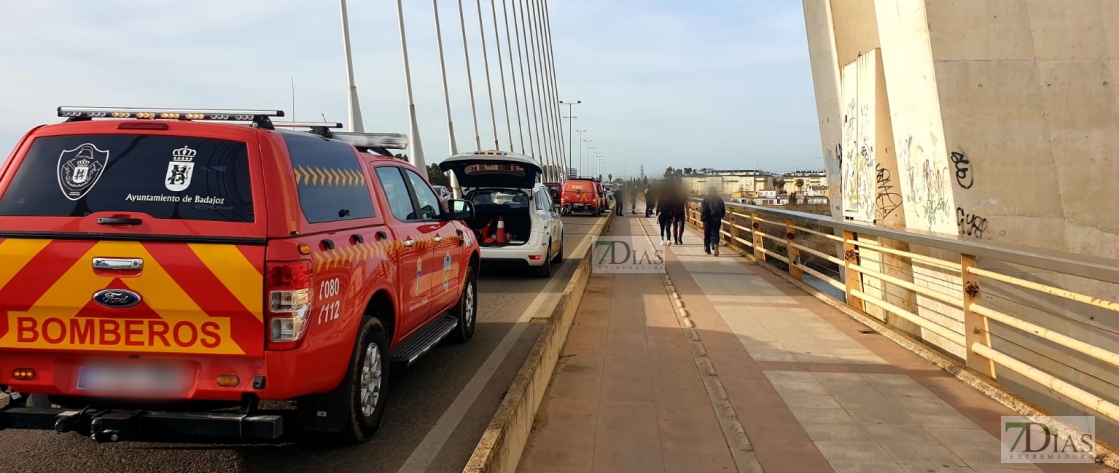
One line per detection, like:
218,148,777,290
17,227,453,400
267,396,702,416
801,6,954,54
518,213,1112,473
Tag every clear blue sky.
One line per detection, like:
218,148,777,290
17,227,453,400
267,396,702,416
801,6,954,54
0,0,824,178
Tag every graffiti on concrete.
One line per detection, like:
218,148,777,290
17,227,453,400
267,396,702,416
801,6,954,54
900,134,952,232
875,163,902,219
841,100,876,223
823,143,842,213
956,207,988,239
950,151,973,189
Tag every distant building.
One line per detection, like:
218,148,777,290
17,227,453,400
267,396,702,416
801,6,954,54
777,170,828,195
682,169,775,197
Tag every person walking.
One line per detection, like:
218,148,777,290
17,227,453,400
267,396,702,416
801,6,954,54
656,190,675,246
644,187,655,218
670,186,686,245
630,185,637,215
614,186,625,216
699,186,726,255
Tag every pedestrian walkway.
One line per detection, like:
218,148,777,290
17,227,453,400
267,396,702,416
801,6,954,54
517,208,1115,473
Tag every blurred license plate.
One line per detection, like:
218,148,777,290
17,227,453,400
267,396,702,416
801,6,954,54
77,365,187,394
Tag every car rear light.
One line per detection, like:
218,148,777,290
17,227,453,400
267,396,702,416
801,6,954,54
117,122,169,130
529,255,542,261
265,261,314,350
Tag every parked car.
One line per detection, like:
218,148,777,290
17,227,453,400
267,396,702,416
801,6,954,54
0,106,481,445
543,181,561,209
433,184,452,201
560,177,605,216
440,151,564,277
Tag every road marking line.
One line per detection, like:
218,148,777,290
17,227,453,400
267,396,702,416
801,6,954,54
398,217,607,473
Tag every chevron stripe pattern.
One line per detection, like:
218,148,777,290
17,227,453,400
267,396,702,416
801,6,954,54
293,165,367,187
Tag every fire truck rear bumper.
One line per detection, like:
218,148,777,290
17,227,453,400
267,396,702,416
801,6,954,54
0,404,284,443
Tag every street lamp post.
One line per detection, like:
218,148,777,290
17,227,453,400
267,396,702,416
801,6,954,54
559,100,580,177
583,140,593,176
574,129,586,175
588,146,597,177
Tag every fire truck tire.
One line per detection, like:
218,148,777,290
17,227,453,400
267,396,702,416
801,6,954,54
335,316,391,443
448,264,478,343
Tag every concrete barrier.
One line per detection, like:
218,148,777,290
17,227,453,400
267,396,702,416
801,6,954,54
463,209,616,473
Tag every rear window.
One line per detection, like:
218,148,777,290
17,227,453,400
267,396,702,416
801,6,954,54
0,134,253,222
469,189,530,208
281,132,375,224
463,163,526,178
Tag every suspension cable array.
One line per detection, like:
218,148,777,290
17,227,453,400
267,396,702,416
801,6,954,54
340,0,576,184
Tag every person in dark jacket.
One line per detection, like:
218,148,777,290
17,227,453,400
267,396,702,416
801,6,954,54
644,187,655,217
699,186,726,255
630,186,637,214
656,190,675,245
614,186,624,216
671,186,686,245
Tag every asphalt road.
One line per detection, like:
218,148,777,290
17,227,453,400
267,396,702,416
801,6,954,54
0,213,611,473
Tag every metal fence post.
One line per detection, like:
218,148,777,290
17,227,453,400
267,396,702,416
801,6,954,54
731,211,741,254
961,254,997,378
842,230,864,311
786,218,802,281
751,211,764,261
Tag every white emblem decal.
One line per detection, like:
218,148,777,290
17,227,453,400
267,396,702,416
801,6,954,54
164,145,197,192
57,143,109,201
442,252,452,291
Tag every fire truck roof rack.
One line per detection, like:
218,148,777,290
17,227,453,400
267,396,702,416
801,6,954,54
58,106,286,129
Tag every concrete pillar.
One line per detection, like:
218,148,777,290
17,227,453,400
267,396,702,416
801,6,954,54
802,0,1119,442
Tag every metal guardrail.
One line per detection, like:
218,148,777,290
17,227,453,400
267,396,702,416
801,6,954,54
685,198,1119,428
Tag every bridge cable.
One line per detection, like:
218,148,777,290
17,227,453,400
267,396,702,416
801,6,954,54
516,0,547,177
510,0,537,167
523,0,553,180
395,0,427,172
529,0,559,181
500,0,526,154
536,0,564,181
432,0,462,196
456,0,483,150
537,0,563,181
474,0,500,150
489,0,515,152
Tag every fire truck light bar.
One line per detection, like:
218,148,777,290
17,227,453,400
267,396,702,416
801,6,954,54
57,106,285,121
271,122,344,129
332,132,409,150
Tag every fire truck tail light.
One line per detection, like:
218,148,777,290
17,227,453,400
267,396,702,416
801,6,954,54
265,261,314,350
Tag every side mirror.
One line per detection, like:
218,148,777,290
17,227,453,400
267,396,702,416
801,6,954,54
448,199,475,221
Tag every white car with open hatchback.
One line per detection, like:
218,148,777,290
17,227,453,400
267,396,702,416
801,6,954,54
439,151,564,278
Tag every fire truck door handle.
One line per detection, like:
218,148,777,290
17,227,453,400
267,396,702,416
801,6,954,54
433,235,444,243
321,239,335,250
375,231,388,241
351,234,364,244
403,239,416,247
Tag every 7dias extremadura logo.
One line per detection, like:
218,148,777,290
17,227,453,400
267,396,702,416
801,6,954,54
591,237,664,273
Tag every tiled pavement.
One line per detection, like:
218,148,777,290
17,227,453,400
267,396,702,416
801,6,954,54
517,208,1114,473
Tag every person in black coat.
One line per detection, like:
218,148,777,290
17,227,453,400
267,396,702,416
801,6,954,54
699,186,726,255
614,187,624,216
644,187,655,217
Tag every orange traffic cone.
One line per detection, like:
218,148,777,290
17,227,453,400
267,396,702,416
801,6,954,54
495,216,507,244
479,220,493,238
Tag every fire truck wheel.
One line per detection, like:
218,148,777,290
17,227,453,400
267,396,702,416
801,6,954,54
449,264,478,343
337,316,391,443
